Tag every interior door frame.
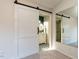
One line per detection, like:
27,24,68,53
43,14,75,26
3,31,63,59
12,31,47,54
39,11,52,49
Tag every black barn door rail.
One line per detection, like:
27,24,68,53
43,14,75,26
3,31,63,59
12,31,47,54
56,13,70,18
14,0,52,14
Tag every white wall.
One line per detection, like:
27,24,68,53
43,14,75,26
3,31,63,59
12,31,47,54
62,17,77,46
56,42,78,59
52,0,78,59
0,0,39,59
0,0,17,59
51,12,56,49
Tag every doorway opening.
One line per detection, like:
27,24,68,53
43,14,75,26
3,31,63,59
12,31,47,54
37,12,51,52
56,17,61,43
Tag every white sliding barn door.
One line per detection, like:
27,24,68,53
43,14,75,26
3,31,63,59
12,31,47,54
15,5,39,58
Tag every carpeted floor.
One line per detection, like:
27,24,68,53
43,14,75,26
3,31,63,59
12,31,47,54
21,50,72,59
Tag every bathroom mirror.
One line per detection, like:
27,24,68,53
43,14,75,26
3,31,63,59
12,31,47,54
56,5,78,47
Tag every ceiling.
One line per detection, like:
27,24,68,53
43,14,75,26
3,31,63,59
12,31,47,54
19,0,62,10
38,0,62,9
63,6,78,19
58,6,78,19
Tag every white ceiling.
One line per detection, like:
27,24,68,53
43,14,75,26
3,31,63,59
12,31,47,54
64,7,78,19
38,0,62,9
58,6,78,19
19,0,62,9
